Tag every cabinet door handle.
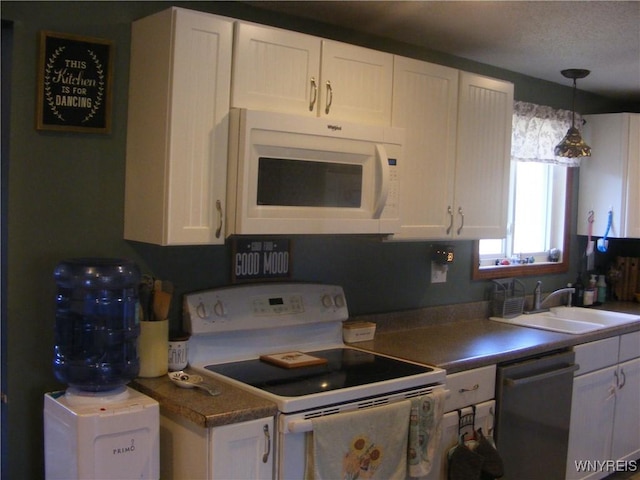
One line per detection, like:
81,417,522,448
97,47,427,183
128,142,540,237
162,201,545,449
325,80,333,114
215,200,223,239
262,424,271,463
614,367,627,390
446,206,454,235
459,384,479,393
457,207,465,235
309,77,317,111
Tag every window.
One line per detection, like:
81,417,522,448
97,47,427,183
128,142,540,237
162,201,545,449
479,161,567,266
473,101,582,280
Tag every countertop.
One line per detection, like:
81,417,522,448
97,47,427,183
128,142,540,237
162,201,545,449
353,311,640,374
131,301,640,428
131,373,278,429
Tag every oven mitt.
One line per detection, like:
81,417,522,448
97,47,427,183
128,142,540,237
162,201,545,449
475,430,504,479
447,443,484,480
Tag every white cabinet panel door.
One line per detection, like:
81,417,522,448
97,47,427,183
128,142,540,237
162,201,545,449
454,72,513,240
392,56,458,239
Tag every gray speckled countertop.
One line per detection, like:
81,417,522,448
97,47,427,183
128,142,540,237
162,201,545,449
131,372,278,429
131,301,640,428
351,301,640,373
353,315,640,374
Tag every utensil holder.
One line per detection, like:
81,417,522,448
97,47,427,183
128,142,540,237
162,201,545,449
138,320,169,377
492,278,525,318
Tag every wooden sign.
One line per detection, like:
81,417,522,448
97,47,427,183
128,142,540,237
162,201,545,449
232,238,292,282
37,31,113,133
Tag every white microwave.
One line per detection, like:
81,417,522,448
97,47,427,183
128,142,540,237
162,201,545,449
226,109,404,236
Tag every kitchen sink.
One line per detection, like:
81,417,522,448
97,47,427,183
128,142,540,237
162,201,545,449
490,307,640,334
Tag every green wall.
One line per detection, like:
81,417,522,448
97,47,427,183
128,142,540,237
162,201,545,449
2,2,635,478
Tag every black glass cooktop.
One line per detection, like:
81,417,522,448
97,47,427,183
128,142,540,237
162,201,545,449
205,348,433,397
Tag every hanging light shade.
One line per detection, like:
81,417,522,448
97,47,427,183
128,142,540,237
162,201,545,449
554,69,592,158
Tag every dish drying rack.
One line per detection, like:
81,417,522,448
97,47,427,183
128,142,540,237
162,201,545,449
491,278,525,318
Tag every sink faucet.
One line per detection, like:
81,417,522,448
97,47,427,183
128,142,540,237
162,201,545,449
525,281,575,314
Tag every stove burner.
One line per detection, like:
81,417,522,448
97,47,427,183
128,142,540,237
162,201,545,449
205,348,433,397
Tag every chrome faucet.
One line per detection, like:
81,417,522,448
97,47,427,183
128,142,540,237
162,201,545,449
525,281,575,314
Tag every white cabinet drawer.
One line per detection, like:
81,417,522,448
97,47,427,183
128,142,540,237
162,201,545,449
574,336,619,375
619,331,640,362
445,365,496,411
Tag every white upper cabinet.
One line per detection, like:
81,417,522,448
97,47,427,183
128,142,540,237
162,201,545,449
577,113,640,239
231,23,321,116
320,40,394,124
124,7,233,245
393,60,513,240
454,72,513,239
392,56,459,238
232,22,393,125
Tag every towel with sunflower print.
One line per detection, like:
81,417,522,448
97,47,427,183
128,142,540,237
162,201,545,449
309,400,411,480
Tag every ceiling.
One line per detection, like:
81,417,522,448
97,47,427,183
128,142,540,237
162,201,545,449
247,1,640,103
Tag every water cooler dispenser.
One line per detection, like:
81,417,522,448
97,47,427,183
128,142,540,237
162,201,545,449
44,258,159,479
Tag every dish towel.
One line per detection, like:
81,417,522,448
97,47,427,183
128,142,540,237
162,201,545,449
407,389,447,478
309,400,411,480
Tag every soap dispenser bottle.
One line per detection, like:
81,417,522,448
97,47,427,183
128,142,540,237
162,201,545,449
573,273,584,307
584,274,597,306
597,274,607,304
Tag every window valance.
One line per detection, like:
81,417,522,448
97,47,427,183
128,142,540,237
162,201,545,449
511,101,584,167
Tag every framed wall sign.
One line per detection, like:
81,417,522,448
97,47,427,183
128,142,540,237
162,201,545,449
36,31,113,133
232,238,292,282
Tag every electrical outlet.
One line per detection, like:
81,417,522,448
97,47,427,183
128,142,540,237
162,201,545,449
431,261,447,283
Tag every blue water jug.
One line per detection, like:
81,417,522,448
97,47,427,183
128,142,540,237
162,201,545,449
53,258,141,391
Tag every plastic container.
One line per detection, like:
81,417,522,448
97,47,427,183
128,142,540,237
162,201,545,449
342,322,376,343
53,258,141,391
597,275,607,304
572,274,585,307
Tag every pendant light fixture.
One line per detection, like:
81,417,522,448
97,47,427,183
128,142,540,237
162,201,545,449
554,68,591,158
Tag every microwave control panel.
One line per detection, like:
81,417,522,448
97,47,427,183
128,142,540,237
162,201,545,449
382,142,401,220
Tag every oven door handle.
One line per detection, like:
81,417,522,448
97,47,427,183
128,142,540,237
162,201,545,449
287,418,314,434
286,389,451,434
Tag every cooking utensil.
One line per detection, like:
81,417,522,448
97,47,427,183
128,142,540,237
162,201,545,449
586,211,595,271
597,210,612,253
585,211,594,255
153,279,172,321
139,275,155,321
168,371,220,397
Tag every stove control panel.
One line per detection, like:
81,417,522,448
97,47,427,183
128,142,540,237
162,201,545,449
184,283,349,334
251,295,304,316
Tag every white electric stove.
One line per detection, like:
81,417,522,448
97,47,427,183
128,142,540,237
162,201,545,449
183,282,445,479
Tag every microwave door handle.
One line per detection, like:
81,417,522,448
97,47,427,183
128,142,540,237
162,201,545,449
373,144,390,218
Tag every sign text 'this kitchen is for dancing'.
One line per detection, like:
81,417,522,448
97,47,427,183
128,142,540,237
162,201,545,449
37,31,113,133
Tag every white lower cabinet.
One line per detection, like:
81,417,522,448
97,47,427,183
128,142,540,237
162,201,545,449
160,411,274,479
612,356,640,462
567,332,640,480
426,365,497,480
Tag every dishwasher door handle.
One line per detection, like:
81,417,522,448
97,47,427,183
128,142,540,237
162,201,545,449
504,364,579,387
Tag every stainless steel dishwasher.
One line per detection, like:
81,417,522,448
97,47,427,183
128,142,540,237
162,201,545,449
495,349,579,479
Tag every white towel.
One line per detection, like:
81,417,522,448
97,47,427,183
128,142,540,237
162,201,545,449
310,400,411,480
407,390,446,478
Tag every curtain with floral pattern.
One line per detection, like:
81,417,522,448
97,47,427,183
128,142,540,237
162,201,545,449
511,101,584,167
